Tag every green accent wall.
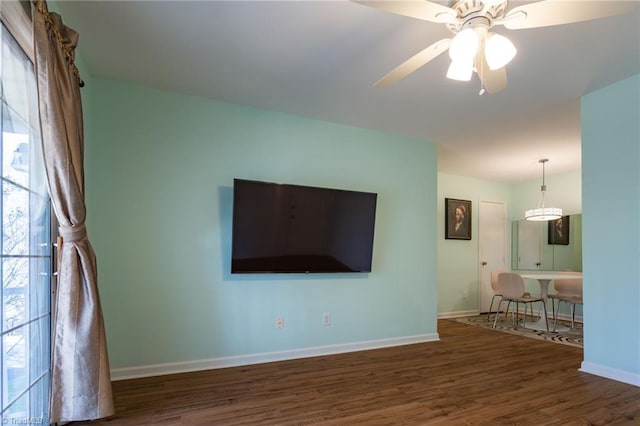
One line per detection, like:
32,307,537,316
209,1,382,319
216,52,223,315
79,63,639,386
437,173,511,314
83,78,439,369
581,74,640,381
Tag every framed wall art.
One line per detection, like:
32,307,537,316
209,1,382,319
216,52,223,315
548,215,570,245
445,198,471,240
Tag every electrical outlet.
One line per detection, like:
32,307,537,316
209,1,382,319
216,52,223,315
276,316,284,329
322,312,331,326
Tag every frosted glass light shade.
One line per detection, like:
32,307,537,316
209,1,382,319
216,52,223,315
485,33,517,70
446,59,473,81
449,28,480,62
525,207,563,221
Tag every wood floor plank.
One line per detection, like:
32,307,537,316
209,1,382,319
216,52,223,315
73,319,640,425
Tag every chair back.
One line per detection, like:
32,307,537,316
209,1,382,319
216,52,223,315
553,272,582,298
497,272,527,299
491,270,506,292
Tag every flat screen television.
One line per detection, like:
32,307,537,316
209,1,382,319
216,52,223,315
231,179,377,273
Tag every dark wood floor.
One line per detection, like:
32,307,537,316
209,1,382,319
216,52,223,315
74,319,640,425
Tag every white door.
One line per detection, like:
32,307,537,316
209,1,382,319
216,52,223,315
516,220,541,270
478,201,506,313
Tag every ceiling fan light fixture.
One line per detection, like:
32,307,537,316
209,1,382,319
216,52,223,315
525,159,563,221
446,59,474,81
359,0,635,94
449,28,480,62
485,32,517,70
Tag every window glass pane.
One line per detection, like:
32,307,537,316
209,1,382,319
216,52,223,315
1,23,36,131
2,182,29,255
1,20,51,422
28,128,47,202
3,323,28,408
30,316,48,381
3,388,28,422
2,125,30,188
31,192,50,258
2,257,27,332
29,372,48,423
30,257,49,319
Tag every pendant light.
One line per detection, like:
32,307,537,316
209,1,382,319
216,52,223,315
525,159,563,221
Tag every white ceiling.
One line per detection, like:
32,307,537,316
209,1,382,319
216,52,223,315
56,0,640,182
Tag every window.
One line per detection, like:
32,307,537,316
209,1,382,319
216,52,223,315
1,14,52,424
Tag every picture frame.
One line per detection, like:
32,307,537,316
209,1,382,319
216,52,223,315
445,198,472,240
548,215,570,245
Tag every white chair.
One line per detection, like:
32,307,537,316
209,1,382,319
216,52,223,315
488,270,530,322
492,272,548,331
549,272,583,332
487,269,505,322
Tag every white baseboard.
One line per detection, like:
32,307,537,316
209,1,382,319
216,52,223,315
580,361,640,387
438,310,478,319
111,333,440,381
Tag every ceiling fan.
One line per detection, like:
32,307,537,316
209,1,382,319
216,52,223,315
355,0,636,94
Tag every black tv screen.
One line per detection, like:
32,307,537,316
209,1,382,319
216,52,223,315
231,179,377,273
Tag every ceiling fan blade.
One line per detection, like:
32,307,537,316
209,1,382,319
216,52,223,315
502,0,637,30
476,49,507,94
354,1,457,24
374,38,451,88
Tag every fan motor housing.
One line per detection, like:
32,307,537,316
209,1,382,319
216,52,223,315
446,0,508,33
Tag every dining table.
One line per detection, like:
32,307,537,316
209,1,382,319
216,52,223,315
518,272,583,332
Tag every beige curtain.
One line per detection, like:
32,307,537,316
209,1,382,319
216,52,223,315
33,1,114,422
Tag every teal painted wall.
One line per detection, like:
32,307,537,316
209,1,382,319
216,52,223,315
581,74,640,379
437,173,511,314
83,78,438,369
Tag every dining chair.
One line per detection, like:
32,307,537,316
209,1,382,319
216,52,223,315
487,269,505,323
549,272,583,332
492,272,548,331
488,270,531,322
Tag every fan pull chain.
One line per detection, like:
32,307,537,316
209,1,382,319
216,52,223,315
477,57,486,96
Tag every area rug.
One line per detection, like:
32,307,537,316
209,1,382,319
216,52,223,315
449,313,583,348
